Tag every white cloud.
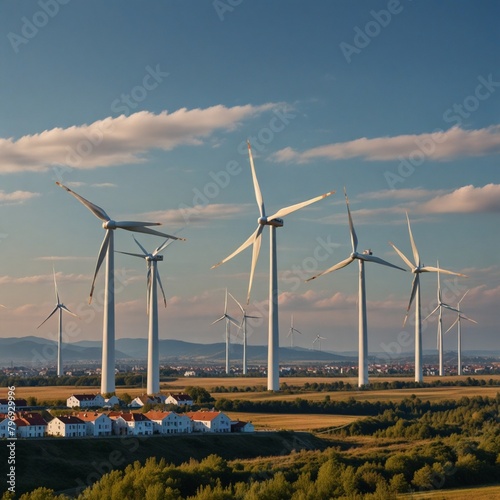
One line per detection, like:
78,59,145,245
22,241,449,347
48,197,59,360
0,190,40,205
270,125,500,163
0,104,276,173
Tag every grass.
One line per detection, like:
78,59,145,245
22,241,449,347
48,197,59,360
399,483,500,499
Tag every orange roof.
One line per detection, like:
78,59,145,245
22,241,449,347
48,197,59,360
186,411,222,422
75,412,107,422
144,410,175,420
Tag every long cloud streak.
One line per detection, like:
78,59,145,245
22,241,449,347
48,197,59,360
0,104,276,173
270,125,500,163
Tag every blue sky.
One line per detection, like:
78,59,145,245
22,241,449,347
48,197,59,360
0,1,499,357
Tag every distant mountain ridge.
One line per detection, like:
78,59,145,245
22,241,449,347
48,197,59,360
0,336,498,366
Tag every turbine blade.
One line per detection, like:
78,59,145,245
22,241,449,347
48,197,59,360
89,231,110,303
247,225,264,304
344,188,358,253
247,141,266,218
420,266,466,277
458,289,470,305
224,288,228,314
116,251,145,258
406,212,420,266
306,256,354,282
132,235,149,255
146,261,151,314
441,303,460,314
423,305,439,322
156,268,167,308
211,316,225,325
228,292,244,315
360,253,406,271
211,226,259,269
226,314,240,328
56,182,110,221
120,224,185,240
60,304,78,318
154,238,174,256
460,313,477,324
404,274,419,327
388,241,414,270
444,317,459,334
268,190,335,221
52,266,60,304
37,306,59,329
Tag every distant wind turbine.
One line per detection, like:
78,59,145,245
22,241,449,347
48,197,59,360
117,236,173,395
212,141,334,390
423,262,460,376
287,315,303,348
229,292,259,375
389,213,465,383
313,334,326,351
37,268,78,377
445,290,477,376
307,189,405,387
56,182,184,394
212,289,239,374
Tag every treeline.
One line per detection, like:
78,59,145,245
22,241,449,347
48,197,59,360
211,376,500,394
214,394,471,417
0,373,179,389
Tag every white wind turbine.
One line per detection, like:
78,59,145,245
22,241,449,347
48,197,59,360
212,142,334,391
117,236,173,395
313,334,326,351
389,213,465,383
37,268,78,376
229,292,259,375
307,189,405,387
423,262,460,376
212,289,239,375
56,182,183,394
287,315,303,348
445,290,477,376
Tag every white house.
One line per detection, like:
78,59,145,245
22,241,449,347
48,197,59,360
75,412,113,437
109,412,153,436
128,395,153,408
47,415,86,437
0,414,16,438
165,393,193,406
186,410,231,433
14,412,47,438
104,396,120,408
67,394,105,408
144,410,192,434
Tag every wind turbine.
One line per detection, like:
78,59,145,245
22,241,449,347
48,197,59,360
307,189,405,387
212,142,334,391
445,290,477,376
389,213,465,383
423,262,460,376
287,315,303,348
212,289,239,374
56,182,184,394
117,236,173,395
229,292,259,375
313,334,326,351
37,268,78,376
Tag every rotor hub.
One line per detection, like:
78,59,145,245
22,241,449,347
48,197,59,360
103,220,116,230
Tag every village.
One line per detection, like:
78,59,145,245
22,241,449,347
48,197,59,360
0,392,254,439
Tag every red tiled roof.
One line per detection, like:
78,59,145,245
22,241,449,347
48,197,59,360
75,412,106,422
144,410,175,420
120,412,151,422
186,411,222,422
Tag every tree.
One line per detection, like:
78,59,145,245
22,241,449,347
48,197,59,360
184,386,214,404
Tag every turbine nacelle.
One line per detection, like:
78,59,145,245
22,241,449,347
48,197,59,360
103,220,117,230
146,254,163,262
258,216,284,227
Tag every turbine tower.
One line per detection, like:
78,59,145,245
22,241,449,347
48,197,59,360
313,334,326,351
212,289,239,374
287,315,303,348
37,268,78,376
445,290,477,376
423,262,460,376
56,182,183,394
229,292,259,375
118,236,173,395
389,213,465,383
307,189,405,387
212,142,334,391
